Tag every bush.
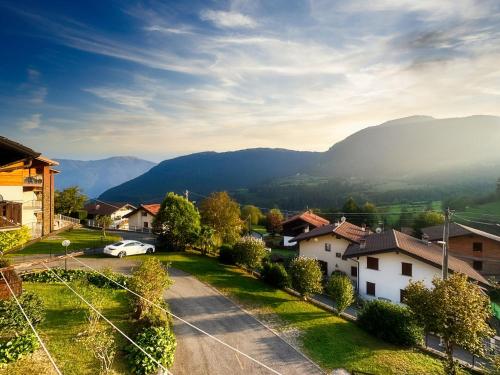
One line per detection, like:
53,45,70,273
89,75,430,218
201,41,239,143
86,267,128,289
288,256,323,299
0,257,11,269
127,326,176,375
326,274,355,314
233,236,267,270
21,268,88,283
0,333,39,364
357,300,423,346
0,226,31,253
218,244,236,265
0,292,44,333
260,263,290,289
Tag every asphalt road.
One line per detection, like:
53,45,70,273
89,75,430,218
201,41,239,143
16,252,323,375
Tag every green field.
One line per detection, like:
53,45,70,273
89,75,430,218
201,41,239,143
0,283,131,375
378,201,442,226
138,251,449,374
9,229,121,256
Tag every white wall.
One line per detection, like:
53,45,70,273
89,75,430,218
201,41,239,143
357,252,440,303
0,186,23,202
127,210,155,229
111,206,134,220
298,235,358,280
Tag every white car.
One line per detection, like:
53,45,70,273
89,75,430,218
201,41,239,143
103,240,155,258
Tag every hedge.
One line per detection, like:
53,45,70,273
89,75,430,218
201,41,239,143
260,262,290,289
0,226,30,253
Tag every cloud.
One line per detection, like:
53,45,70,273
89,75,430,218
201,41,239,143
200,10,257,28
19,114,41,131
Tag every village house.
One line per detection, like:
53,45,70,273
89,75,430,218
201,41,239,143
422,222,500,277
343,229,489,303
84,200,136,230
123,203,160,231
282,210,330,247
0,136,59,238
292,219,368,278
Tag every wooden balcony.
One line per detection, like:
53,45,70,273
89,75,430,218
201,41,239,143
0,201,22,229
23,175,43,189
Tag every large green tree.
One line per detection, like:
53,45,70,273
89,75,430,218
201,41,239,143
55,186,87,216
412,211,444,236
266,208,283,234
153,192,201,251
200,191,242,245
241,205,263,227
404,274,493,374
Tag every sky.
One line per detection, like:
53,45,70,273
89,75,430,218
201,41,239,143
1,0,499,161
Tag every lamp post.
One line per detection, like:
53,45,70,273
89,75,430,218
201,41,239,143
62,240,71,271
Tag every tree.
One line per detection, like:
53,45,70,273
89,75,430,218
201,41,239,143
288,257,323,299
326,273,355,314
412,211,444,236
153,192,201,251
362,202,379,228
196,225,217,255
200,192,242,245
233,236,267,271
404,274,494,374
96,215,113,237
55,186,87,216
341,197,363,226
266,208,284,234
241,205,263,228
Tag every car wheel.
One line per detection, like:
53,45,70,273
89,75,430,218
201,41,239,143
118,251,126,258
146,248,153,254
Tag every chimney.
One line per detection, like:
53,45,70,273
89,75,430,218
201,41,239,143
360,239,367,249
421,233,431,245
361,223,366,232
335,221,340,227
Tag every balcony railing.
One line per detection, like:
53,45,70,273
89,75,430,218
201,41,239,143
23,175,43,187
24,200,43,210
0,202,22,229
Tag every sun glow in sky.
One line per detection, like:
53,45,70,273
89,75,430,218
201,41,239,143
1,0,499,161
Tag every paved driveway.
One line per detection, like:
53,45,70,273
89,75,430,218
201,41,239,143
16,255,323,375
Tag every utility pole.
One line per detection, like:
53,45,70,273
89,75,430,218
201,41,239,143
184,190,189,201
441,208,453,280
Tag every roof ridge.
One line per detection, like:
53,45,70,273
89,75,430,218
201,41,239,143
392,229,400,249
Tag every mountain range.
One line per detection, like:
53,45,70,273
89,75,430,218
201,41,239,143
90,115,500,208
55,157,155,198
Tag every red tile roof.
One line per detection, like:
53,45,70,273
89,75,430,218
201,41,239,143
123,204,161,218
282,211,330,228
344,229,489,286
292,220,368,243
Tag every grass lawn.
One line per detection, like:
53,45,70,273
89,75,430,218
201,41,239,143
141,251,448,374
270,247,297,259
0,282,132,375
9,228,121,256
251,225,268,235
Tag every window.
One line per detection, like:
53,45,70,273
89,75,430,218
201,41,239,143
473,261,483,271
318,260,328,277
144,222,149,228
367,257,379,270
366,282,376,296
324,243,331,252
401,262,412,276
473,242,483,252
142,211,148,217
336,252,341,258
351,266,358,277
400,289,407,303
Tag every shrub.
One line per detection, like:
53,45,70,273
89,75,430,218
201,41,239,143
357,299,423,346
129,258,172,320
218,244,236,265
260,263,290,289
87,267,128,289
21,268,88,283
0,257,11,268
288,257,323,299
326,274,355,314
127,326,176,375
0,292,44,333
0,333,39,365
233,236,267,270
0,226,30,253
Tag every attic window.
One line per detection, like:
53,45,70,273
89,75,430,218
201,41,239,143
473,242,483,252
142,211,148,217
401,262,412,277
325,243,331,252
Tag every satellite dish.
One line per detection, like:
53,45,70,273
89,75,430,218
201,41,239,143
375,227,382,234
96,204,100,209
340,216,346,222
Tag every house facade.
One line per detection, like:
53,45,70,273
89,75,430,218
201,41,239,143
422,223,500,277
293,220,368,279
124,204,160,231
344,229,489,303
84,201,136,230
0,136,59,238
282,211,330,247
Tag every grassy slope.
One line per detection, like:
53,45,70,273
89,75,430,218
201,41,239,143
10,228,121,255
0,283,131,375
378,201,442,226
143,252,446,374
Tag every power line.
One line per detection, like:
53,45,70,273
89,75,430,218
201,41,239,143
70,257,284,375
453,214,500,227
41,264,174,375
0,271,62,375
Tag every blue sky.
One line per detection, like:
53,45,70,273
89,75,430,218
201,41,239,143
1,0,499,161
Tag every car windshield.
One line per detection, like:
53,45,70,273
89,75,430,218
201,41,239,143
112,242,124,246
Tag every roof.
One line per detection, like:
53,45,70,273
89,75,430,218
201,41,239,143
422,222,500,243
0,136,40,167
344,229,489,286
35,156,59,166
292,221,368,243
282,211,330,228
123,204,161,218
85,201,136,216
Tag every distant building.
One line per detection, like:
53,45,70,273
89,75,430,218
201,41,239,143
422,222,500,277
343,229,489,303
123,204,161,231
0,136,59,238
84,200,136,230
282,211,330,246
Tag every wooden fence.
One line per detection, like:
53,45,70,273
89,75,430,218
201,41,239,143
0,269,22,300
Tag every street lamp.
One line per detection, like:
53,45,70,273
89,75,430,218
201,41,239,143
62,240,71,271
